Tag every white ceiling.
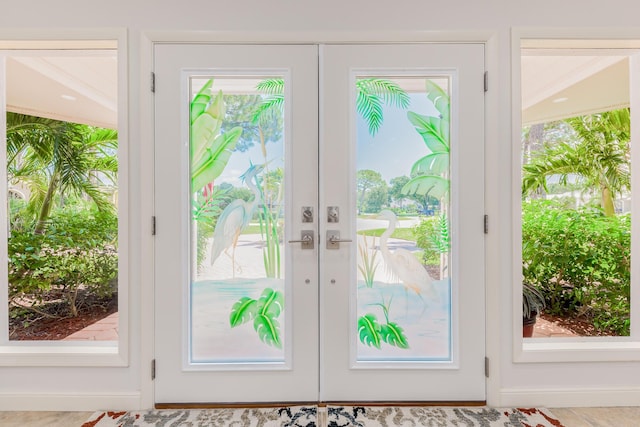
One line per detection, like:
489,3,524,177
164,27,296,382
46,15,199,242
4,50,118,129
521,52,631,125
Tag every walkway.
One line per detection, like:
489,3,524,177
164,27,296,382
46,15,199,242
63,312,118,341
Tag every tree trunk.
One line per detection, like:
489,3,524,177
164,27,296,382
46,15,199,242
601,185,615,217
34,172,59,234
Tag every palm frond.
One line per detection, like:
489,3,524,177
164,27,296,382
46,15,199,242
256,78,284,95
356,78,410,136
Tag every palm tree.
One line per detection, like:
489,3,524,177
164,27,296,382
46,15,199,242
522,109,630,217
6,112,118,233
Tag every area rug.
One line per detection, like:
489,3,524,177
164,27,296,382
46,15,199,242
326,406,565,426
83,406,565,427
82,406,317,427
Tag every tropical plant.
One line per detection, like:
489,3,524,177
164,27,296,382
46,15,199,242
358,299,409,350
8,207,118,319
249,77,410,137
251,80,286,278
356,78,410,136
522,282,545,319
6,113,118,234
522,108,630,217
401,80,450,201
190,79,243,194
522,199,630,335
229,287,284,348
357,234,379,287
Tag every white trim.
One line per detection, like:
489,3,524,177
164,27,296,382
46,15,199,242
482,30,502,408
499,386,640,408
0,391,141,411
143,30,496,45
139,31,156,410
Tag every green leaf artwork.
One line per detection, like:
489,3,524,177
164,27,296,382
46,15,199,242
380,322,409,349
190,79,243,194
254,314,281,348
229,288,284,349
358,314,382,349
229,297,258,327
358,310,410,350
402,80,451,201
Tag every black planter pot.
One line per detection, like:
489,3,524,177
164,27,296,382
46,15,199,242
523,312,538,337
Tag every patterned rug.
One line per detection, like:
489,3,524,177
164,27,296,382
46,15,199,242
83,406,565,426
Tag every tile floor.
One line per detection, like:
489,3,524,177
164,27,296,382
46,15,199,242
1,407,640,426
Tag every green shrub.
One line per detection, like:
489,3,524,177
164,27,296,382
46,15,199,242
413,215,449,266
522,199,630,335
8,207,118,318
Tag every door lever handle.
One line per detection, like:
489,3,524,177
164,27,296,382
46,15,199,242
288,230,314,249
326,230,352,249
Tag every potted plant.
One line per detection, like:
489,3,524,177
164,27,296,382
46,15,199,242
523,282,545,337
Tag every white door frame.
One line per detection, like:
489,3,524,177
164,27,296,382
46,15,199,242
140,31,498,409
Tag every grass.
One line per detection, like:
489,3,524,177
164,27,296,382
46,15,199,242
358,227,414,241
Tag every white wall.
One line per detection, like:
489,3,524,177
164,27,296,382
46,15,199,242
1,0,640,410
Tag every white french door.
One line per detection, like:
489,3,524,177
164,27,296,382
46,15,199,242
154,43,485,404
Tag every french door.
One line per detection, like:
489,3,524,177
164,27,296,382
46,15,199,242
154,43,485,404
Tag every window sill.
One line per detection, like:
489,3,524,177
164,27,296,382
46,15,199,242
516,338,640,363
0,341,127,367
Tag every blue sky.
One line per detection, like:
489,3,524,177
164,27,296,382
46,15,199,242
216,91,440,187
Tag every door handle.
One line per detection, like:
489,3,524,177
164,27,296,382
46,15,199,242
326,230,352,249
288,230,314,249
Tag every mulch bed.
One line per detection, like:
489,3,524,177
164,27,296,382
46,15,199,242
540,313,619,337
9,293,117,341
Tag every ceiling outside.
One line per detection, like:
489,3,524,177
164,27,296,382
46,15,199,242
4,49,117,129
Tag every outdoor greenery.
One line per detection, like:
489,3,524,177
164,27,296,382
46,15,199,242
522,200,630,335
521,107,632,336
9,206,118,320
413,215,450,267
6,112,118,330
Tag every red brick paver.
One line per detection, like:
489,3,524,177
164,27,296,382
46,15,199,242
533,317,576,338
63,312,119,341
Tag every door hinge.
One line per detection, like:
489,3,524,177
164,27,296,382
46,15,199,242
152,216,157,236
484,357,489,378
151,72,156,93
484,71,488,92
484,214,488,234
151,359,156,380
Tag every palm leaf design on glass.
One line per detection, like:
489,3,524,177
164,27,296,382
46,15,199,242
401,80,450,200
190,79,243,194
251,77,410,136
358,301,409,350
229,288,284,348
429,213,450,255
251,79,285,278
356,78,410,136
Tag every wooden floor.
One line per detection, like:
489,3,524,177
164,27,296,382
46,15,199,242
1,407,639,426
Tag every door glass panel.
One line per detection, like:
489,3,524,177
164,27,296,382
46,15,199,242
189,75,286,364
355,76,452,362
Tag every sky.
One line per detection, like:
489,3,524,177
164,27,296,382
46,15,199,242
214,85,442,187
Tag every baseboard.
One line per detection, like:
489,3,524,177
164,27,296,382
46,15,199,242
0,391,141,411
499,386,640,407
